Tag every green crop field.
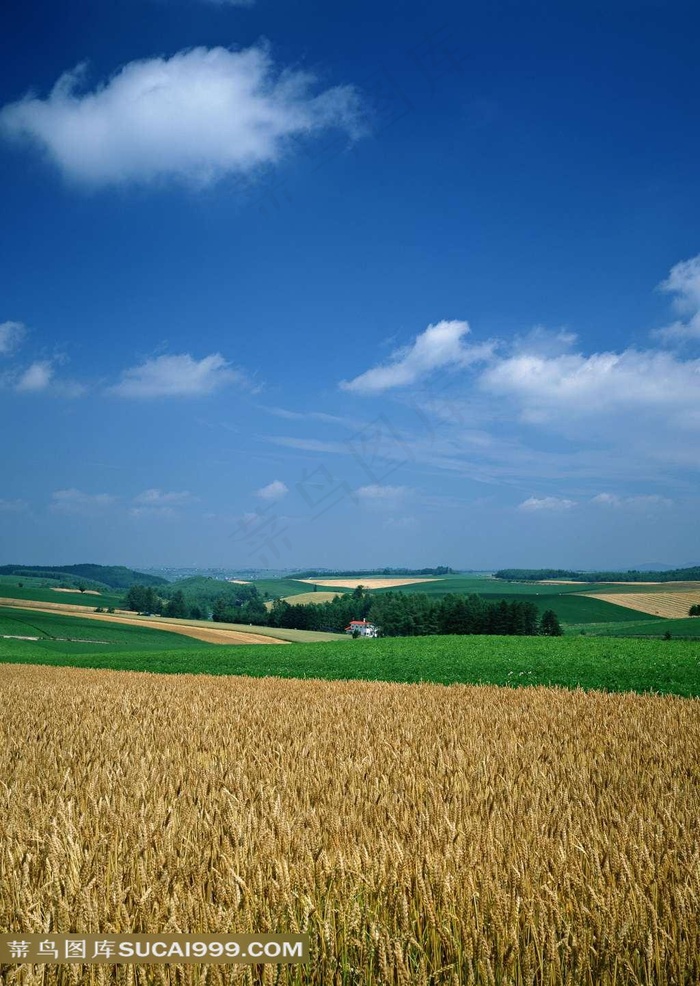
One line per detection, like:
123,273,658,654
567,616,700,638
0,606,213,652
1,634,698,697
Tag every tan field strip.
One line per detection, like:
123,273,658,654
51,587,101,595
1,665,699,984
299,577,442,589
583,590,700,618
0,598,288,645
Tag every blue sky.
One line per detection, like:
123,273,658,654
1,0,699,570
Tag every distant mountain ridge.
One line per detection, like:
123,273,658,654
0,564,168,589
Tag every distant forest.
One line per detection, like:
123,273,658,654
494,566,700,583
291,567,456,578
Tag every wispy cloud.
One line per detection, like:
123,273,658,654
518,496,577,512
0,498,29,512
0,45,363,188
340,320,495,394
356,484,408,500
109,353,248,398
255,479,289,501
591,492,673,509
0,321,25,356
133,489,197,506
15,360,53,393
50,489,117,514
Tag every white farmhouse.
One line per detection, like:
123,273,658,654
345,619,379,637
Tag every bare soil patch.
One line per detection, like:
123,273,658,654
299,577,442,589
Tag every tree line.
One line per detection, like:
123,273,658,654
122,582,563,636
266,588,561,636
495,566,700,583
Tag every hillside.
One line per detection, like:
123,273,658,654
0,564,168,589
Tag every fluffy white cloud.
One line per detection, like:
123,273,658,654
0,321,25,355
480,349,700,421
133,489,197,506
655,254,700,342
518,496,576,512
255,479,288,501
50,489,117,513
109,353,245,398
340,320,494,394
15,360,53,392
0,45,362,187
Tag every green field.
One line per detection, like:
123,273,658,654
1,634,698,697
0,576,124,609
250,578,352,599
567,616,700,638
0,606,213,652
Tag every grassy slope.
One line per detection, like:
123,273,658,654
0,607,215,651
1,635,698,697
0,605,349,646
0,578,124,609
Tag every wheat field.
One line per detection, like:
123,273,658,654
1,664,699,985
584,590,700,618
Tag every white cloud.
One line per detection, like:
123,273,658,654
0,45,362,187
518,496,576,512
109,353,246,398
480,349,700,421
0,321,25,355
133,489,197,506
655,254,700,342
255,479,288,501
50,489,117,513
340,320,494,394
15,360,53,392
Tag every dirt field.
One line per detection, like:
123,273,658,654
0,598,288,645
583,591,700,618
299,577,442,589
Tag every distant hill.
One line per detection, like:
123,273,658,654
494,566,700,583
0,564,168,589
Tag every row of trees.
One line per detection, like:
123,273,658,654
266,589,562,637
124,581,268,624
496,566,700,584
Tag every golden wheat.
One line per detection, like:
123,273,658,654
1,664,699,985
